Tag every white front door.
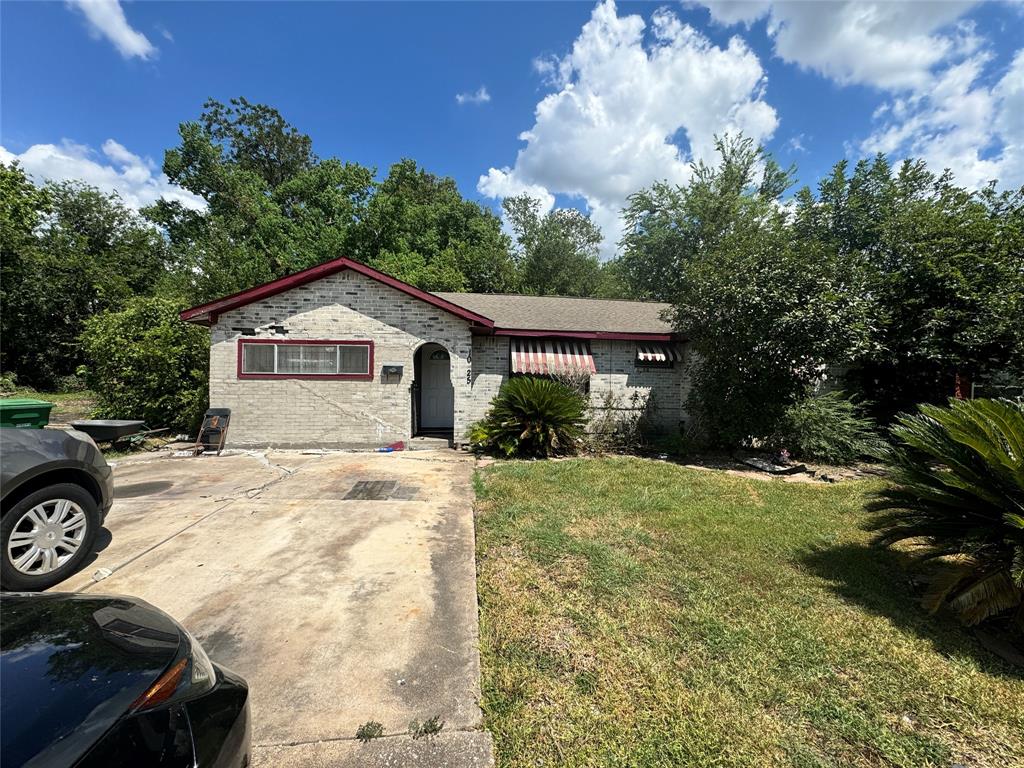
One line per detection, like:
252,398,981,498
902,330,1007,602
419,345,454,430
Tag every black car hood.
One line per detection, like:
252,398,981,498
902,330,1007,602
1,593,183,768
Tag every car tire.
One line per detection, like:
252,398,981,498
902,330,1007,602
1,483,100,591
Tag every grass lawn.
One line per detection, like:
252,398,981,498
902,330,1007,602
475,457,1023,768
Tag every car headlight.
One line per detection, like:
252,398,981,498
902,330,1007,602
130,631,218,712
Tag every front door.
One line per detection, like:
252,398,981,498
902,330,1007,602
419,344,454,430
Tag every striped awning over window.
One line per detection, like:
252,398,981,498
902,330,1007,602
636,343,682,363
510,338,596,375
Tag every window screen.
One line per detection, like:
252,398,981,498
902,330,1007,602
242,343,275,374
239,342,371,377
339,345,369,374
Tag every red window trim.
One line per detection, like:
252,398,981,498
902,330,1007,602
236,339,374,381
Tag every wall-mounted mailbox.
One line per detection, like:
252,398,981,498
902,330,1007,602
381,364,404,377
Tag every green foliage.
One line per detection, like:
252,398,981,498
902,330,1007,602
79,298,210,432
353,159,517,292
469,376,588,458
146,99,374,302
869,398,1024,626
770,391,879,464
794,156,1024,421
623,137,874,446
1,171,169,388
503,194,603,297
355,720,384,742
149,101,517,302
408,716,444,740
588,390,657,453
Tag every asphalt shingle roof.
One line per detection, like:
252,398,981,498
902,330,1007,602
433,292,674,334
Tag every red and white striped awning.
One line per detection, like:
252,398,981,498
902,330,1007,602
510,338,596,375
636,343,682,363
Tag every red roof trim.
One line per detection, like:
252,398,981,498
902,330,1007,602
492,329,678,341
179,256,494,328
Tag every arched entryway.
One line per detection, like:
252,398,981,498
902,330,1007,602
413,343,454,438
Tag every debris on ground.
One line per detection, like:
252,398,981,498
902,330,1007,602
741,456,808,475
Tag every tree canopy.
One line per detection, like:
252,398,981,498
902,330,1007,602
503,194,603,297
1,167,169,388
623,137,875,444
1,97,1020,441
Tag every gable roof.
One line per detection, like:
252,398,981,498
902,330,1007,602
179,256,494,327
180,257,678,339
433,293,674,337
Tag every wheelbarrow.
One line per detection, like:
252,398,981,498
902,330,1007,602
69,420,169,450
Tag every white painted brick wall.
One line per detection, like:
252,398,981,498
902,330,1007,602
206,269,691,446
465,336,690,434
209,270,472,448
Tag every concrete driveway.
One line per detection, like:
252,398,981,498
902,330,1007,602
56,448,491,767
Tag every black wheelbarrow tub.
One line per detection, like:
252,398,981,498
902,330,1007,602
69,420,146,442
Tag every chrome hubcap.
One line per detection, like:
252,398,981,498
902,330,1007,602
7,499,88,575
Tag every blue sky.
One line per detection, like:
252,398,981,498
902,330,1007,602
2,1,1022,257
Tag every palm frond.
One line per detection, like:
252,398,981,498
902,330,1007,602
869,398,1024,626
468,376,588,458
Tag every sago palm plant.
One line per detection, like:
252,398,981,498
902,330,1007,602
868,398,1024,627
468,376,588,458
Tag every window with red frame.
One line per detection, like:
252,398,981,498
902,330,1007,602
238,340,372,379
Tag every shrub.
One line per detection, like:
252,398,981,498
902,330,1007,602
79,297,209,432
588,390,656,453
55,373,86,393
769,391,880,464
868,398,1024,627
468,376,587,458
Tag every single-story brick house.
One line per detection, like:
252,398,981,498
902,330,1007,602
180,256,690,448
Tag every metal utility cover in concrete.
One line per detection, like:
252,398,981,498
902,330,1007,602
57,449,491,766
343,479,398,500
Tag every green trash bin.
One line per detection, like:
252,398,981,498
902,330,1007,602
0,398,55,428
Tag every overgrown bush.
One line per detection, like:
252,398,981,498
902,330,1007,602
55,374,86,393
468,376,587,458
868,398,1024,627
588,390,656,453
79,297,209,432
769,391,879,464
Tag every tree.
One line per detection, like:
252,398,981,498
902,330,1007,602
351,159,517,292
1,163,50,378
79,297,209,431
623,137,873,445
502,195,602,297
146,98,375,302
1,172,169,388
148,100,518,300
793,156,1024,420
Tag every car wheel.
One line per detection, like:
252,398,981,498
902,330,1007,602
1,483,99,591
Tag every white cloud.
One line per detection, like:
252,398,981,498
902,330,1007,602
701,1,977,90
862,49,1024,188
700,1,1022,188
66,0,157,60
0,139,205,211
455,86,491,105
478,0,778,258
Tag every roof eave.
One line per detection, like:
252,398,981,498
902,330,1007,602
179,256,495,328
490,328,680,341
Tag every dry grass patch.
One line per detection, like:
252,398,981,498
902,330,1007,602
475,457,1024,768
